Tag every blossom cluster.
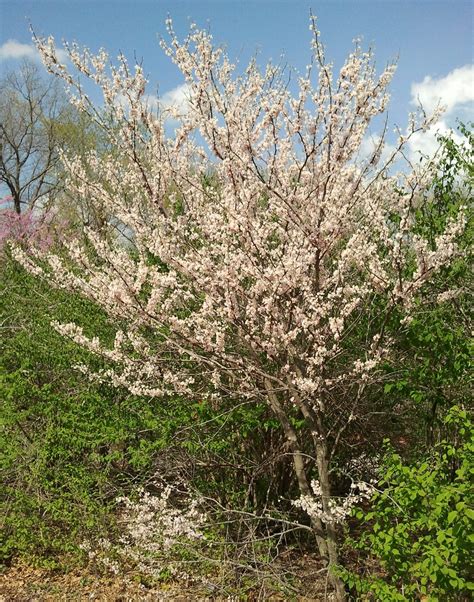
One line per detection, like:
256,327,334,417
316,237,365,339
293,479,375,525
18,21,464,415
117,486,206,552
346,452,381,481
81,485,207,580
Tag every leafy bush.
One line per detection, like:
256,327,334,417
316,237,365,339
0,255,185,565
340,406,473,600
384,123,473,446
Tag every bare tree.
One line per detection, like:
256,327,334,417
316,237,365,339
0,60,67,214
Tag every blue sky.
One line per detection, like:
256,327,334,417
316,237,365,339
1,0,473,154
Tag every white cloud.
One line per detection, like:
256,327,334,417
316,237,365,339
113,84,190,116
0,38,68,64
0,39,37,61
138,84,191,129
408,121,464,160
110,84,190,133
408,65,474,159
54,47,69,64
411,65,474,116
159,83,191,115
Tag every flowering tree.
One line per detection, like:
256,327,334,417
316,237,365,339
14,18,466,599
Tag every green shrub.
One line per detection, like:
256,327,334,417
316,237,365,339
0,256,183,565
380,123,473,448
340,406,473,600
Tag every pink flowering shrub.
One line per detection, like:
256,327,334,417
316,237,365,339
0,195,56,251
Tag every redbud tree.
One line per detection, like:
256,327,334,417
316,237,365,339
15,17,465,598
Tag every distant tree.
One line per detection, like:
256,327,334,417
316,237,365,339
0,60,68,214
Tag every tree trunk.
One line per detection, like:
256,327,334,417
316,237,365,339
263,379,329,558
263,379,346,599
315,437,346,601
13,191,21,215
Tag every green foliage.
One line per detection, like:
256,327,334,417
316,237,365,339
380,123,473,446
340,406,473,600
0,255,184,565
427,121,473,235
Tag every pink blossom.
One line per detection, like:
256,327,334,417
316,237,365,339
0,195,57,251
